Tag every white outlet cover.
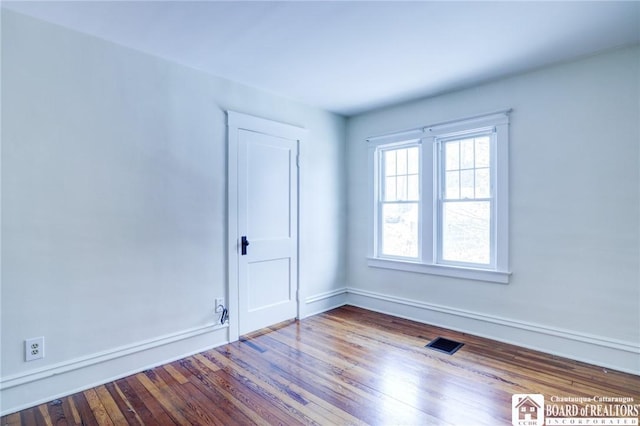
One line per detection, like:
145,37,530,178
215,298,224,312
25,336,45,362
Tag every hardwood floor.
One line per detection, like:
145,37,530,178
2,305,639,425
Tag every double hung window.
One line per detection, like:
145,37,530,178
368,111,510,283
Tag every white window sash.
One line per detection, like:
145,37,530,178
374,141,422,260
435,130,497,269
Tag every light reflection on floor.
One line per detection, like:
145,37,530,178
376,354,508,425
378,356,429,424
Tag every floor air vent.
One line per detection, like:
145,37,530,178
425,337,464,355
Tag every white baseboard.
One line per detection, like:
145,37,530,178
346,287,640,376
0,323,229,416
303,287,348,318
3,288,637,415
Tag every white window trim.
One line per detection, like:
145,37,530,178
367,257,511,284
367,110,512,284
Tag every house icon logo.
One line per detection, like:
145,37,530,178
512,394,544,426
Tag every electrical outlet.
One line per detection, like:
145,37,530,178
215,298,224,313
25,337,45,362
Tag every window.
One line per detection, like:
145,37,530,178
378,144,420,259
368,111,510,283
439,133,493,267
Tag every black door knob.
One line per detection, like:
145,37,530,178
241,236,250,255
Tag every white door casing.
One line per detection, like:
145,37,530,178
227,111,304,340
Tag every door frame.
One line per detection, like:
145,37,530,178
227,111,305,342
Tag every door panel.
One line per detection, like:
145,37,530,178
238,129,298,335
247,258,291,310
246,141,292,240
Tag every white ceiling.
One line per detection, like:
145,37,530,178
3,1,640,116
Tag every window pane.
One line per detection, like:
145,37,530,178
475,137,490,168
460,139,475,169
385,150,396,176
397,148,408,174
397,175,407,200
445,171,460,199
407,147,419,174
381,203,419,258
460,169,474,199
475,168,490,198
385,176,397,201
445,141,459,171
442,201,490,264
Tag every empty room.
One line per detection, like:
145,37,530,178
1,1,639,425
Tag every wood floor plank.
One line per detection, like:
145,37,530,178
183,355,299,426
94,385,128,425
104,382,145,425
192,353,220,373
122,375,177,425
251,331,438,425
3,413,21,426
110,377,155,425
40,401,64,426
65,395,82,425
135,372,191,425
152,365,221,426
83,389,114,426
2,306,639,426
206,344,349,425
162,363,190,385
35,405,52,426
18,409,37,426
172,358,256,426
44,399,76,426
70,391,99,426
211,343,366,426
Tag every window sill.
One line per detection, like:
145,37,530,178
367,258,511,284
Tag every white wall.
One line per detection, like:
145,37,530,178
346,46,640,373
0,10,346,414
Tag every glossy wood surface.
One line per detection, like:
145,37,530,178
3,306,639,425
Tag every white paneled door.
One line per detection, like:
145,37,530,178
228,112,303,338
